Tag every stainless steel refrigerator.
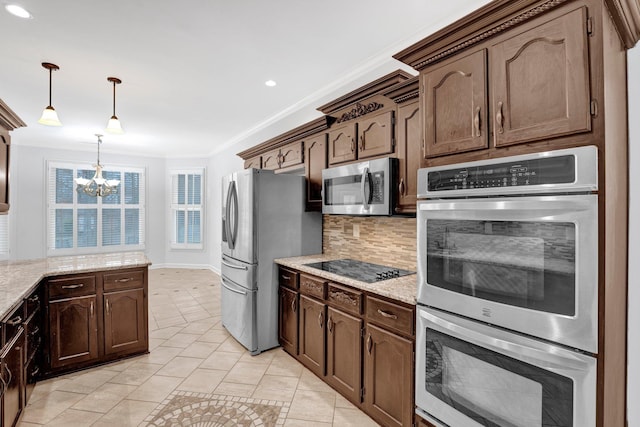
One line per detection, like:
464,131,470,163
221,168,321,354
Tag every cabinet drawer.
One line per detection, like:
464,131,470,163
327,283,362,315
103,269,145,291
2,302,24,344
366,296,414,336
299,274,326,299
279,267,299,289
48,275,96,299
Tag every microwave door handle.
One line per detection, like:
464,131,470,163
361,167,370,210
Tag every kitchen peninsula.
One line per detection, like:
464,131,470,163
0,251,151,426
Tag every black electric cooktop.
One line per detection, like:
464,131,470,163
304,259,415,283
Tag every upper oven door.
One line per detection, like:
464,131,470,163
322,157,394,215
417,194,598,353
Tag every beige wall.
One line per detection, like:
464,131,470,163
322,215,417,271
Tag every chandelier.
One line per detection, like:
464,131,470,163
74,134,120,197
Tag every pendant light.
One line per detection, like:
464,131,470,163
106,77,124,134
75,134,120,197
38,62,62,126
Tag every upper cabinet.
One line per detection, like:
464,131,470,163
262,140,304,171
0,99,26,214
490,7,591,147
420,6,591,158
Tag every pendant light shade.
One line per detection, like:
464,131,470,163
38,62,62,126
106,77,124,134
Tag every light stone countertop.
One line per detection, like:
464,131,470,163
0,252,151,320
274,254,417,305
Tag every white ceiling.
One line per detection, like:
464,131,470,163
1,0,489,158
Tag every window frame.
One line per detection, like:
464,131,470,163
46,160,146,256
169,168,205,250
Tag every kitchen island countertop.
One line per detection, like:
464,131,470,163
275,254,417,305
0,251,151,320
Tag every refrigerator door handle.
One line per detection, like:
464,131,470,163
230,180,239,248
222,280,247,296
221,259,248,270
225,180,238,249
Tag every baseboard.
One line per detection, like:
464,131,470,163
150,263,220,275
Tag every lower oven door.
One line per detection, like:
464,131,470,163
415,307,596,427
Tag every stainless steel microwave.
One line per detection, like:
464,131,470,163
322,157,397,215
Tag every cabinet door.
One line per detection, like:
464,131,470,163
491,7,591,147
1,330,24,427
262,148,281,170
279,286,298,356
304,133,327,211
423,49,488,157
279,141,304,170
395,100,421,214
364,323,413,427
328,122,357,165
0,130,10,213
358,110,394,159
326,307,362,403
49,296,99,369
299,295,326,377
104,289,147,355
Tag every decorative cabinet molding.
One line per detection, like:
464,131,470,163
0,98,26,213
604,0,640,48
337,101,384,123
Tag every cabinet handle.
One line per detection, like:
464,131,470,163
377,309,398,320
318,311,324,328
106,298,110,315
281,275,291,280
359,135,364,151
291,297,297,313
367,334,372,354
398,178,405,196
115,277,133,283
61,283,84,289
328,316,333,333
474,106,481,137
7,316,22,326
28,294,40,303
496,101,504,134
30,326,40,336
31,366,40,378
350,138,355,153
90,301,94,317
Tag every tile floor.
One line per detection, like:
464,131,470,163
18,268,379,426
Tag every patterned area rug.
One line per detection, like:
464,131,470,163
144,391,290,426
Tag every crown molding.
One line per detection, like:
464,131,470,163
383,76,419,104
605,0,640,48
0,98,27,131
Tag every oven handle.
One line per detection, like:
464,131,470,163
420,308,595,372
418,195,596,216
360,167,371,210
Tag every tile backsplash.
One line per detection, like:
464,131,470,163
323,215,417,271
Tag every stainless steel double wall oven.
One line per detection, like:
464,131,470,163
415,146,599,427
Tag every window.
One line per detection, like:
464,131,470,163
170,168,204,249
0,214,8,259
47,161,145,255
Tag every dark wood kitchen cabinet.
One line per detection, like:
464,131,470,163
277,267,416,426
44,267,148,376
279,286,298,356
261,141,304,172
304,133,327,211
23,286,43,404
1,303,25,427
0,99,26,214
413,4,592,161
327,122,358,165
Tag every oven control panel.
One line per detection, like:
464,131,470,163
426,154,575,192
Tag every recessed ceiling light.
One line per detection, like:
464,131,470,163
5,4,32,19
265,80,277,87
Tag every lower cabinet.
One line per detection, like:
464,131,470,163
278,267,415,427
1,329,24,427
298,295,325,377
49,295,99,369
44,267,149,376
326,306,363,403
364,323,414,427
